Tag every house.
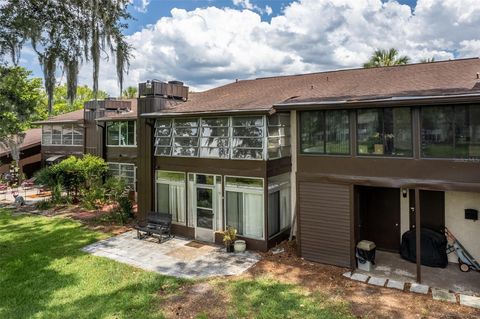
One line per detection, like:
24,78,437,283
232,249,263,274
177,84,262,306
33,99,138,191
0,128,42,178
136,58,480,282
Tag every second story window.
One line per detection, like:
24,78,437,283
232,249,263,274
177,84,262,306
107,121,136,146
421,105,480,159
357,107,412,157
42,124,83,146
300,110,350,155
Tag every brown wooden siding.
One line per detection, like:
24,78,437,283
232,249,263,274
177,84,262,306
106,146,137,165
267,156,291,177
84,108,103,157
298,182,351,267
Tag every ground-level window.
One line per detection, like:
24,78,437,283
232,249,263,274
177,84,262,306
300,110,350,155
108,163,136,190
357,107,412,157
225,176,264,239
421,105,480,159
268,173,291,238
155,170,186,225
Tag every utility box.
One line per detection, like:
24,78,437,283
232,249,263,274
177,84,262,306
356,240,376,272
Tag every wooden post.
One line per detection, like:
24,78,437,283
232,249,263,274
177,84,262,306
415,188,421,283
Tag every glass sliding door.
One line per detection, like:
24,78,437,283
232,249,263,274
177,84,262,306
155,171,186,225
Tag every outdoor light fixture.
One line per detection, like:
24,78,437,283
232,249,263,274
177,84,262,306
145,80,152,89
402,189,407,198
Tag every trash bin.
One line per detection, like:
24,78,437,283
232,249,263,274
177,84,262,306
356,240,376,271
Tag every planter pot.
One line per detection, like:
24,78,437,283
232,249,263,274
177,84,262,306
226,244,234,253
234,240,246,253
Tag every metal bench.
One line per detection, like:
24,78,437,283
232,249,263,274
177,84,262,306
135,212,172,243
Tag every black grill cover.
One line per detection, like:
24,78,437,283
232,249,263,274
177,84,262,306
400,228,448,268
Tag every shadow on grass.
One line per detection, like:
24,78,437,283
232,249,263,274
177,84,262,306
0,210,183,319
226,278,354,319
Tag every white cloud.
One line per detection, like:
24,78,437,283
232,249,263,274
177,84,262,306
132,0,150,13
77,0,480,96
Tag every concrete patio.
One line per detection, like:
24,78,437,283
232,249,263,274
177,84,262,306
82,230,261,279
357,250,480,296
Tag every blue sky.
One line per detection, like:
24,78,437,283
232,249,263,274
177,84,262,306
19,0,480,96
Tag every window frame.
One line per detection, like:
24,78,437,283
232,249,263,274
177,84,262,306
356,107,413,158
155,170,187,226
267,173,291,239
106,120,137,147
299,110,351,156
224,175,265,240
107,162,136,191
41,124,84,146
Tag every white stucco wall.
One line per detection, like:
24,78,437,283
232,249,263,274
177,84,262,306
445,191,480,263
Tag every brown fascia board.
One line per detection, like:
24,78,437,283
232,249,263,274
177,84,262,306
95,116,137,122
274,92,480,110
140,108,274,118
32,119,85,125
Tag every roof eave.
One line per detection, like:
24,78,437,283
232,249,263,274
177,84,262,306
32,119,85,125
274,92,480,110
140,108,273,118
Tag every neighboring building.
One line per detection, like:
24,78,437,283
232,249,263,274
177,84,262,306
0,128,42,178
33,99,138,190
136,58,480,282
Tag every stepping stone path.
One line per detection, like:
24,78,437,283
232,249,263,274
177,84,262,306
368,276,386,287
410,283,429,294
459,295,480,309
350,273,369,283
345,271,479,309
386,279,405,290
432,288,456,303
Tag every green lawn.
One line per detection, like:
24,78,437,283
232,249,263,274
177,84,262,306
0,209,354,319
0,209,183,319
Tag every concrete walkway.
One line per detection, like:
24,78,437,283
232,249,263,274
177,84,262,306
82,231,260,279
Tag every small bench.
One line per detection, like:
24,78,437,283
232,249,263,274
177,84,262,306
135,212,172,243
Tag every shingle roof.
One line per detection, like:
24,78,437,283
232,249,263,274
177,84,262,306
0,128,42,157
158,58,480,114
33,109,85,125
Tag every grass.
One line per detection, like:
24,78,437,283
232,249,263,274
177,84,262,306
0,209,183,319
0,209,355,319
223,279,354,319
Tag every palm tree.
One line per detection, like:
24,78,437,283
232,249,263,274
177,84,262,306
122,86,138,99
363,48,410,68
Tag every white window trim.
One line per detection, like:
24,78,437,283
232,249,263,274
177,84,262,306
41,124,84,146
106,121,137,147
108,162,136,191
224,175,265,240
155,170,187,226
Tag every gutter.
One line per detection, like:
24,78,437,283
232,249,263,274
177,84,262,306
274,92,480,109
32,119,85,125
140,108,273,118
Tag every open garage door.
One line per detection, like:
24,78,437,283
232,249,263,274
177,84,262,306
298,182,352,267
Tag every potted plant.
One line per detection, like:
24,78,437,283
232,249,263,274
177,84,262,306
221,226,237,253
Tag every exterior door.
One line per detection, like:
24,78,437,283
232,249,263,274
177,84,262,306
358,186,401,252
409,190,445,233
194,174,218,242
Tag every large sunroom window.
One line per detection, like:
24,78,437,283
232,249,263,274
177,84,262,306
42,124,83,146
153,114,291,160
155,171,186,225
225,176,264,239
300,110,350,154
357,107,412,157
421,105,480,159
